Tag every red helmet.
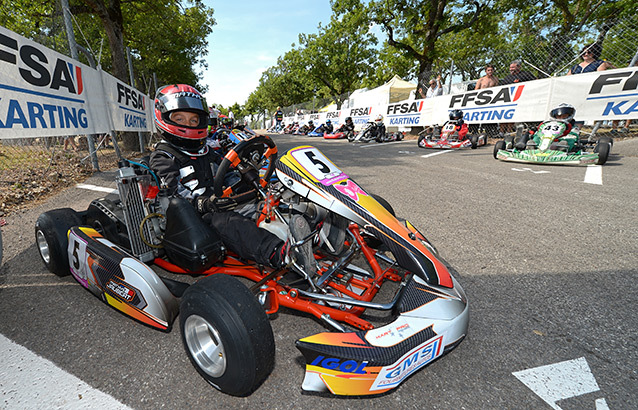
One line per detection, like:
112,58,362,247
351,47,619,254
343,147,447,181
154,84,209,152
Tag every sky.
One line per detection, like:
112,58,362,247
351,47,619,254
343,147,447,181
200,0,334,108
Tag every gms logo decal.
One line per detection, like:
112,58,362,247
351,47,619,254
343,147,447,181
587,70,638,117
449,84,525,122
386,100,424,125
349,106,372,125
0,30,87,130
371,335,443,390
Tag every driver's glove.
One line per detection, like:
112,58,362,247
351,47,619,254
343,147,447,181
194,195,237,214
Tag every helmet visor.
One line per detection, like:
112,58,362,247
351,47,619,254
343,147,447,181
159,92,207,113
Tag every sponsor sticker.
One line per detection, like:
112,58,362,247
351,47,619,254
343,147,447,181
370,335,444,390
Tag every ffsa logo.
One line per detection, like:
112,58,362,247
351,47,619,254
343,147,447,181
449,84,525,108
117,83,145,110
0,31,84,95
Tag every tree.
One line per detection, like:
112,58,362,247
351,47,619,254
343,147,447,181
297,2,378,109
367,0,484,93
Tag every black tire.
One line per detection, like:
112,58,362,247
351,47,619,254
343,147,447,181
594,140,610,165
493,140,506,159
598,136,613,148
180,274,275,396
0,226,3,267
417,134,426,148
470,135,478,149
35,208,83,276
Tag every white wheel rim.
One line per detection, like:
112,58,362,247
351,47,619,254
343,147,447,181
36,230,50,264
184,314,226,378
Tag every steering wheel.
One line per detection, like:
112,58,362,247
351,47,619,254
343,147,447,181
213,135,278,201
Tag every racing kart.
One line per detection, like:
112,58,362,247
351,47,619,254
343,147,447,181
417,123,486,149
493,120,611,165
307,123,331,137
349,122,380,143
324,128,353,140
34,135,468,397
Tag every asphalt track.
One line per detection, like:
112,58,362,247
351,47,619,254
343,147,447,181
1,134,637,409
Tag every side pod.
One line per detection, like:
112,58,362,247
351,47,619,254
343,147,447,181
67,227,179,331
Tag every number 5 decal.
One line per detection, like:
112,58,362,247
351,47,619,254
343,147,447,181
68,231,89,286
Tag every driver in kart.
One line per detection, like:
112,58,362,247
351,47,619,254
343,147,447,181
149,84,314,274
516,103,578,151
442,109,468,140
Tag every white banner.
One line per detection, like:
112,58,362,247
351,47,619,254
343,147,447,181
0,25,152,139
284,67,638,129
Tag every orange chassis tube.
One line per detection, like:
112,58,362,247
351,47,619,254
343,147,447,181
153,224,401,331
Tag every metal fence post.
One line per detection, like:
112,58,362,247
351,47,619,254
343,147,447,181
127,47,146,153
61,0,100,171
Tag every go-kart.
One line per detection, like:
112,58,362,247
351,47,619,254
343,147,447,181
493,120,611,165
324,124,354,140
307,123,332,137
418,123,486,149
34,135,468,397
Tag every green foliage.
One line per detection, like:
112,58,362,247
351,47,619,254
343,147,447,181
0,0,214,91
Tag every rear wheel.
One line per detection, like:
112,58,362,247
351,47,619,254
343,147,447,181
180,274,275,396
493,140,506,159
35,209,82,276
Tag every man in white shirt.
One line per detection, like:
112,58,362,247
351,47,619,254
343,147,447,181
426,75,443,98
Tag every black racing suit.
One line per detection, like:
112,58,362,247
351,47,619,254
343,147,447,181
149,141,282,266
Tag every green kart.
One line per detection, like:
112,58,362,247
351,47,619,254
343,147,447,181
493,120,611,166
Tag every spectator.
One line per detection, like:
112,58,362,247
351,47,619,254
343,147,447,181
228,109,235,123
274,106,283,132
498,60,535,135
475,64,499,89
426,75,443,98
415,86,427,100
500,60,535,84
567,43,617,132
567,43,615,75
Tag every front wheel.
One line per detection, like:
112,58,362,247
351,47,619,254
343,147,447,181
493,140,506,159
180,274,275,396
417,134,426,148
470,135,479,149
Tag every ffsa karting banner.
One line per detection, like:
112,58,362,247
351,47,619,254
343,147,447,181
0,25,152,139
284,66,638,129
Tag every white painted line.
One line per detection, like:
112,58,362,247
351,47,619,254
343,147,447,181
584,165,603,185
76,183,117,193
595,397,610,410
511,167,551,174
0,333,132,409
420,150,454,159
513,357,603,410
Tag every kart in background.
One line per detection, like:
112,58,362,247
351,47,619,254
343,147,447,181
493,121,611,165
35,135,468,397
418,123,487,149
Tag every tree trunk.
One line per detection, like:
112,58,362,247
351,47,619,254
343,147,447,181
81,0,128,82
